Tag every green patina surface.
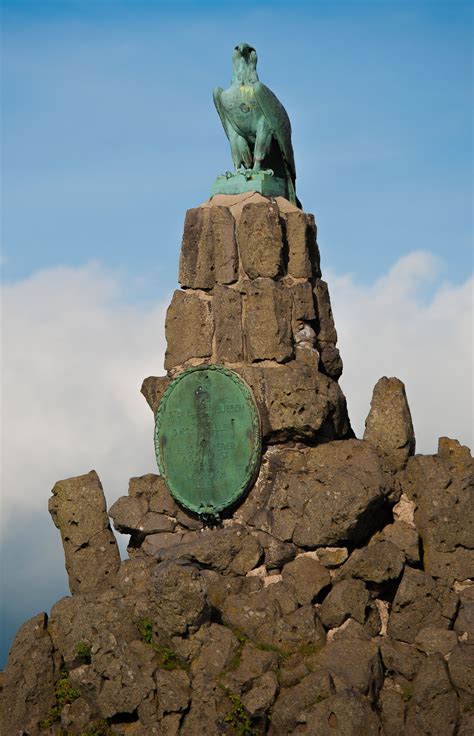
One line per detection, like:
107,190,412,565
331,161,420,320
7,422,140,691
211,170,287,199
155,365,261,520
213,43,301,207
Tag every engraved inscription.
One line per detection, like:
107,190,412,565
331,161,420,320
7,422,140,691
155,366,261,516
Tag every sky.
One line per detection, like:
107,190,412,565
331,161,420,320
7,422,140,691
0,0,472,667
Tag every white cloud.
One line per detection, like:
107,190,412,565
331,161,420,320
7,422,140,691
1,262,169,527
330,251,473,454
1,253,471,536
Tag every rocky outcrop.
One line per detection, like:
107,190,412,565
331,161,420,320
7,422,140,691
404,437,474,584
1,194,472,735
48,470,121,594
0,614,58,736
364,376,416,472
2,428,471,735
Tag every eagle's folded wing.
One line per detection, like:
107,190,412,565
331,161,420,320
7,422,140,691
213,87,240,142
254,82,296,183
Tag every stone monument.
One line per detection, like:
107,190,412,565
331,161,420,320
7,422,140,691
1,43,473,736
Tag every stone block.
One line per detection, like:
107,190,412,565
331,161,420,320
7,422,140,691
314,638,383,700
405,654,459,736
454,585,474,638
320,579,369,629
129,474,178,515
438,436,473,478
281,555,330,605
0,613,56,736
414,626,458,657
388,567,458,643
213,285,244,362
289,281,316,321
109,495,175,535
268,363,348,440
237,201,283,279
285,210,320,279
364,376,416,472
314,278,338,343
151,562,211,638
319,343,343,380
49,470,121,594
236,440,387,549
270,670,333,733
156,526,262,576
292,440,387,548
178,205,237,289
335,540,405,588
302,693,383,735
191,624,240,676
252,530,296,569
242,279,293,362
380,637,424,680
141,375,170,415
241,671,278,716
448,642,474,709
379,686,406,736
380,520,420,565
164,290,213,370
236,362,352,442
404,449,474,584
316,547,348,568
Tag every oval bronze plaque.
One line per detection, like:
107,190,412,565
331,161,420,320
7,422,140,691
155,365,261,519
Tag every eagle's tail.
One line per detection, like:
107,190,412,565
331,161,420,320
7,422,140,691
286,168,302,209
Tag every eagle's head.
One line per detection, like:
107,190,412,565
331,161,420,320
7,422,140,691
232,43,259,85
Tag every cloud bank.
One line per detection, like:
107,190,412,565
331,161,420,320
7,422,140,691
1,254,472,525
1,263,169,526
0,255,472,665
329,251,473,454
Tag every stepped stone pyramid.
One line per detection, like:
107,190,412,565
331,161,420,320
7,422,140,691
143,192,351,442
1,193,473,736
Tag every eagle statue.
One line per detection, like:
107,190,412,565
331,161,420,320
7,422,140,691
213,43,301,208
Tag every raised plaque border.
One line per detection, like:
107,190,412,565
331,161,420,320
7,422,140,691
154,364,262,518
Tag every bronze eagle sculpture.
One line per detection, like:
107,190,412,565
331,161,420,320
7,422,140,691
213,43,300,207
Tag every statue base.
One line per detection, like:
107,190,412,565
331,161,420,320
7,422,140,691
211,171,287,199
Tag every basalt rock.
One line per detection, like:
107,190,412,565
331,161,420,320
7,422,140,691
179,205,237,289
364,376,416,472
237,200,284,279
2,193,471,735
388,567,458,643
48,470,120,595
404,654,459,736
319,579,369,629
335,539,405,591
0,613,57,736
233,439,389,550
404,438,474,585
281,555,330,605
164,290,213,370
146,194,351,444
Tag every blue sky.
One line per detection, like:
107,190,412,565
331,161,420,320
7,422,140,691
2,0,472,297
1,0,472,667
